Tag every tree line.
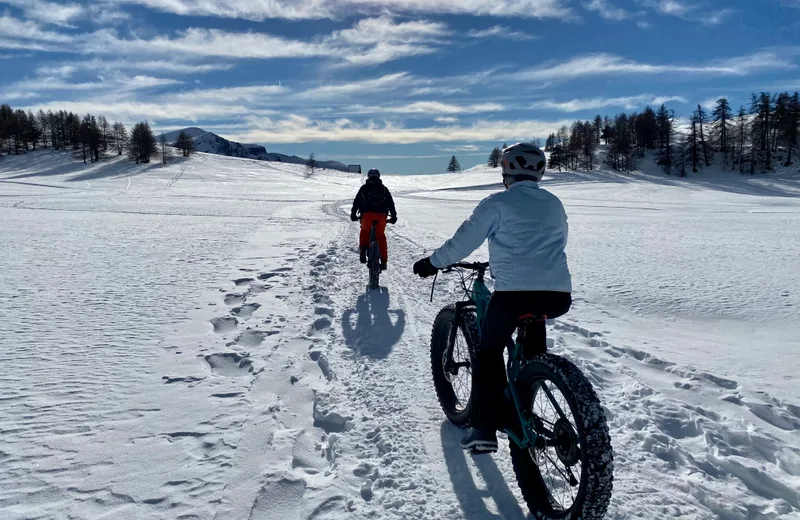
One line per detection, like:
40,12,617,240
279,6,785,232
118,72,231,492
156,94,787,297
0,102,195,165
486,91,800,177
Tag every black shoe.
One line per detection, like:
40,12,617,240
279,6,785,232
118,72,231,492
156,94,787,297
380,259,387,271
460,428,498,454
359,248,367,264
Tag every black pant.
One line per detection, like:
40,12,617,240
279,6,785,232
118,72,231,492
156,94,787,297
472,291,572,429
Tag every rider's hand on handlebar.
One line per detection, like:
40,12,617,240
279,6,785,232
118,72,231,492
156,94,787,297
413,257,438,278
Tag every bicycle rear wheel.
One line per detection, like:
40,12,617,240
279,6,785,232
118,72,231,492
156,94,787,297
510,353,613,519
367,222,380,290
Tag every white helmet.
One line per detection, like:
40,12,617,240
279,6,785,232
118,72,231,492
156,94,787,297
501,142,546,181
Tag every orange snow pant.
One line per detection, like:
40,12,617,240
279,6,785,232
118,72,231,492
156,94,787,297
359,212,388,262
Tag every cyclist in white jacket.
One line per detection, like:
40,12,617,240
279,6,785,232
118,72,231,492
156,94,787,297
414,142,572,453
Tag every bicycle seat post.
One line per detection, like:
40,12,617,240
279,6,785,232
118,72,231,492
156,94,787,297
517,315,547,359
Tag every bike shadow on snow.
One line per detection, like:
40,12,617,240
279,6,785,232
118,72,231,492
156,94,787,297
341,287,405,360
440,421,532,520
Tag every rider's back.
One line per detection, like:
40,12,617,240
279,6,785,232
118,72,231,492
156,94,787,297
431,180,571,293
490,182,570,293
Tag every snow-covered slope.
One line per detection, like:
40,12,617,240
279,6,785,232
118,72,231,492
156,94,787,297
160,127,350,171
1,149,799,520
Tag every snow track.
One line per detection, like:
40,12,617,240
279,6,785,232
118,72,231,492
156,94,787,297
1,151,799,519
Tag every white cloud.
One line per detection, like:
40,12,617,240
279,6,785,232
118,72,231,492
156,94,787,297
510,51,792,82
21,99,257,123
0,0,85,27
293,73,416,100
583,0,632,20
172,84,288,103
531,94,687,112
76,18,448,67
700,96,726,110
468,25,538,40
0,15,75,43
637,20,651,28
435,116,460,124
436,144,483,152
2,72,183,101
106,0,576,21
227,116,572,144
637,0,735,25
348,101,505,115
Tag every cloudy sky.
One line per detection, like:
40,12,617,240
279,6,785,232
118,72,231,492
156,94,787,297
1,0,799,173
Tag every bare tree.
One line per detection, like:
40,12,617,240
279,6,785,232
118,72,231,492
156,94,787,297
160,134,171,164
306,152,317,176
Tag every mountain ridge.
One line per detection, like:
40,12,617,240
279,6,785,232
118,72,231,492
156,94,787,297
160,127,350,172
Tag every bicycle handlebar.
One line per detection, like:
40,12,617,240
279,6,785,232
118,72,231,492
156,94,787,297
443,261,489,272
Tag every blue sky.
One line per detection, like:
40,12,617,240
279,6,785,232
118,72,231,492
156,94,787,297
1,0,799,174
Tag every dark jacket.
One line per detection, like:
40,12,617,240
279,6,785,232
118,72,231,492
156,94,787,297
351,178,397,217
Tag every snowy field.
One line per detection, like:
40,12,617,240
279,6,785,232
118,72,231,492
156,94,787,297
1,149,799,519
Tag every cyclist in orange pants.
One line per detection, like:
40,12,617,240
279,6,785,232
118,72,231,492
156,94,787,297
350,168,397,271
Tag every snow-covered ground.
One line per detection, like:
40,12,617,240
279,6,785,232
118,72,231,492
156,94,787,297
1,149,799,519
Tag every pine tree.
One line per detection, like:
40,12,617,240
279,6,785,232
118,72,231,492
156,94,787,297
735,106,748,172
113,122,127,156
26,110,41,151
676,131,688,178
656,104,676,174
548,145,563,172
37,109,49,149
127,121,157,164
695,105,711,167
160,134,171,164
98,116,110,151
689,114,699,173
594,115,603,146
711,98,732,169
784,92,799,166
488,147,501,167
176,131,195,157
447,155,461,172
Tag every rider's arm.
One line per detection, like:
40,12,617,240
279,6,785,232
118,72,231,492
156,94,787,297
385,188,397,217
430,196,500,268
351,187,363,215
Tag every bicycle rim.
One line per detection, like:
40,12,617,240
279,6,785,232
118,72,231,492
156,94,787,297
528,378,583,511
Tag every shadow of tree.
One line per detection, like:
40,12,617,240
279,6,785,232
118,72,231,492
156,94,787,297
341,287,405,360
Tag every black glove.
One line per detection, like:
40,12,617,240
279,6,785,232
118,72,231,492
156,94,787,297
350,211,359,222
389,214,398,225
413,257,438,278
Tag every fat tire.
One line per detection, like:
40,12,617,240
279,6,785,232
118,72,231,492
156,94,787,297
430,305,479,426
510,353,613,520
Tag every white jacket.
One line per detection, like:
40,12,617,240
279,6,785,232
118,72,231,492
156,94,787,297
430,181,572,293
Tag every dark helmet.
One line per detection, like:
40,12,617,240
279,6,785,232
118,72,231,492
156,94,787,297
367,168,381,179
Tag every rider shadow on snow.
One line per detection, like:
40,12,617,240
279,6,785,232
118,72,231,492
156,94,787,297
440,421,532,520
341,287,405,360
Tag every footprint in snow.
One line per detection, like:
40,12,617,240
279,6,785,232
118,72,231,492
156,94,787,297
236,329,278,348
233,277,254,287
231,303,261,319
224,293,246,305
210,316,237,333
204,352,253,377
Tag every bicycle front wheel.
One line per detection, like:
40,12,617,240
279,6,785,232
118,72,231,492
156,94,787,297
429,305,478,426
510,353,613,519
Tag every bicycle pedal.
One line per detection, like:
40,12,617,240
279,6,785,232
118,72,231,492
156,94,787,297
469,445,497,455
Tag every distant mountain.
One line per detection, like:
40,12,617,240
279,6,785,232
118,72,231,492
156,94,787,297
159,127,349,172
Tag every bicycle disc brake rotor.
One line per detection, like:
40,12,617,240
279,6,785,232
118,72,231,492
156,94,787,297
553,418,580,466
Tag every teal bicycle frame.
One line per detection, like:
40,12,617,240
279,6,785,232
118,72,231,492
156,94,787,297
443,263,545,451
